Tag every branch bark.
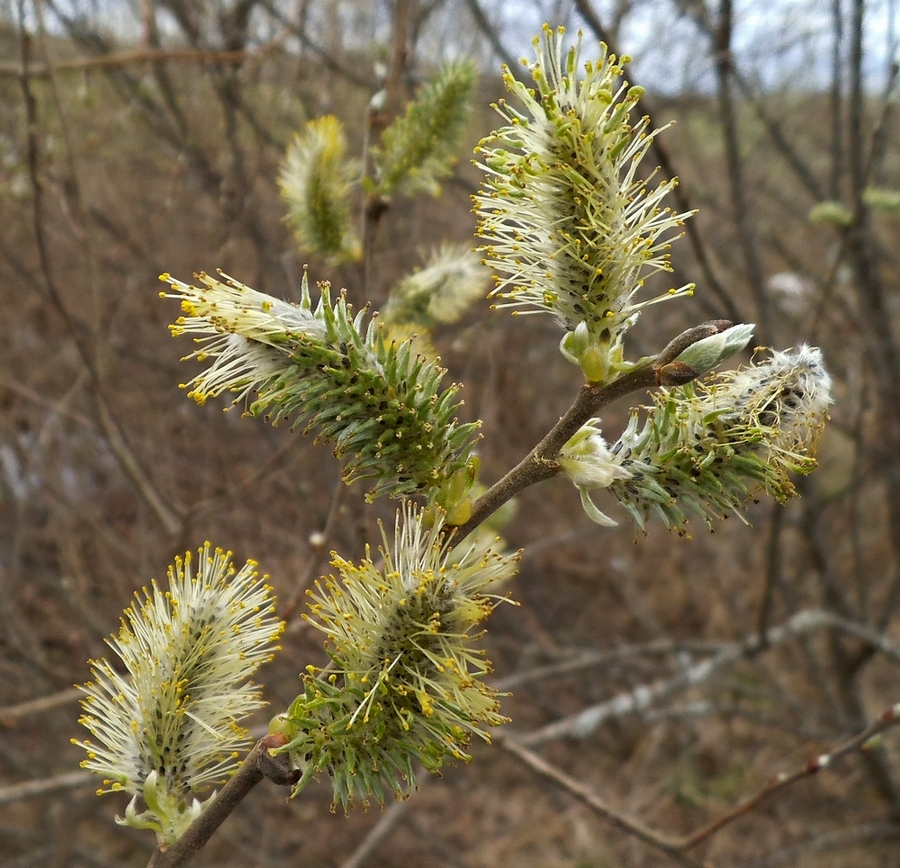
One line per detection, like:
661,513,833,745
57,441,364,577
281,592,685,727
500,699,900,864
146,736,299,868
451,321,733,538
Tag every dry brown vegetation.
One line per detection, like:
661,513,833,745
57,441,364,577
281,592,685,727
2,1,900,866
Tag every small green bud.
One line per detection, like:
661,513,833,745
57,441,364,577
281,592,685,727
862,733,884,751
809,200,854,226
560,322,616,384
674,323,755,377
864,186,900,214
440,458,479,525
268,713,298,741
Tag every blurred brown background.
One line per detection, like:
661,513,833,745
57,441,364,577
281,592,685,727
2,1,900,866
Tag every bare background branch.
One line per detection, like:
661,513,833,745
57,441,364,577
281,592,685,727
2,1,900,865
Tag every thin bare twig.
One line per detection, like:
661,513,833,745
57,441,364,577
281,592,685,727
0,687,81,722
754,502,785,646
339,781,428,868
742,822,900,868
710,0,771,344
493,638,724,692
258,0,373,89
359,0,414,298
0,44,282,77
675,0,825,203
520,608,900,746
282,474,346,624
500,705,900,864
495,734,707,868
459,0,525,81
681,705,900,849
0,771,93,806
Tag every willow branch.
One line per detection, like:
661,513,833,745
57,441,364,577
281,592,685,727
681,705,900,849
0,772,93,806
743,823,900,867
0,687,81,722
451,320,732,538
0,45,276,77
495,734,706,868
146,736,299,868
460,0,524,81
338,781,427,868
499,705,900,863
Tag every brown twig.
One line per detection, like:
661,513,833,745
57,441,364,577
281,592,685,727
710,0,771,345
0,687,82,723
0,44,278,78
742,822,900,868
460,0,525,80
680,704,900,849
451,320,733,538
0,771,93,806
674,0,825,203
282,474,347,624
500,704,900,864
338,779,428,868
495,733,708,868
754,502,785,647
145,736,299,868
